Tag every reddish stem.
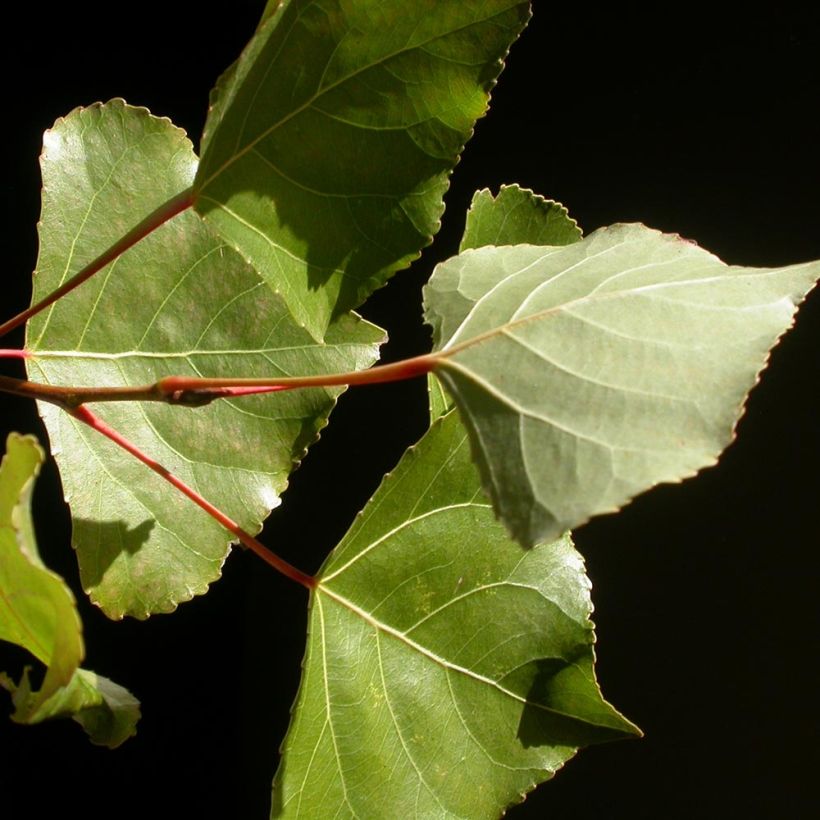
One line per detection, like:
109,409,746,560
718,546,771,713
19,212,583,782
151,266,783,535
0,352,439,408
0,187,194,340
0,349,30,360
70,405,315,590
194,385,289,399
158,352,437,395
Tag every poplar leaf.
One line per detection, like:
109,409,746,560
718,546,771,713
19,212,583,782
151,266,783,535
273,411,637,818
460,184,582,251
424,222,820,546
195,0,531,339
0,433,139,747
26,101,383,619
429,184,583,421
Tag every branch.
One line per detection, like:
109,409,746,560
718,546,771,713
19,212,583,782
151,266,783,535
0,187,194,340
70,405,316,590
0,353,438,409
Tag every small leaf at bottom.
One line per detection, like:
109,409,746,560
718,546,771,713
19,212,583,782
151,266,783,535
0,433,139,747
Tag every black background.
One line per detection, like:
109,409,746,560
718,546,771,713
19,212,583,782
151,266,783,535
2,3,819,818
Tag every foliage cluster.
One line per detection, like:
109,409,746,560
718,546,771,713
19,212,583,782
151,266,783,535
2,3,818,817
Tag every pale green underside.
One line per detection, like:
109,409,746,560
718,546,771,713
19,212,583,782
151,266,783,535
425,221,820,547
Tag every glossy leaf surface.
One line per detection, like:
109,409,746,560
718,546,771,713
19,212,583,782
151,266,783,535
424,222,820,546
26,101,383,618
273,411,637,818
0,433,139,747
195,0,531,339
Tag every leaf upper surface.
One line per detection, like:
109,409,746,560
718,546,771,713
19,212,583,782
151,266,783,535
26,101,383,618
424,223,820,546
273,411,637,818
460,184,582,252
195,0,531,339
0,433,139,747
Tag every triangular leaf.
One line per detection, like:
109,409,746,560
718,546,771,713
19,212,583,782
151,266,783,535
0,433,139,747
195,0,532,339
424,222,820,546
26,101,383,618
273,411,637,818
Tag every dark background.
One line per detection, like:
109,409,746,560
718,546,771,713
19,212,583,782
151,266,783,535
2,3,818,818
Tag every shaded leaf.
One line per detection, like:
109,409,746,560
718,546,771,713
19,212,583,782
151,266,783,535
424,222,820,546
26,101,383,618
195,0,531,339
273,411,637,818
0,433,139,747
460,184,582,252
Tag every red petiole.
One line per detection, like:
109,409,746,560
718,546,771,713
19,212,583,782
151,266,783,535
0,187,194,340
70,405,316,590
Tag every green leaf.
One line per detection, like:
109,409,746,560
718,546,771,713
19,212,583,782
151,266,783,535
26,101,383,619
429,185,584,424
0,433,79,699
194,0,532,339
460,184,582,251
0,433,139,747
427,372,453,422
424,222,820,547
273,411,637,818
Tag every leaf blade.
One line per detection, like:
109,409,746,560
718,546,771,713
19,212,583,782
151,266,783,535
460,184,582,252
273,411,636,818
0,433,139,747
27,101,383,618
424,222,820,546
195,0,532,339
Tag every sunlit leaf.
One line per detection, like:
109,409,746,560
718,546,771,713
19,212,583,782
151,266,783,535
429,184,584,423
273,411,637,818
195,0,531,339
460,184,582,252
424,222,820,546
26,101,383,618
0,433,139,747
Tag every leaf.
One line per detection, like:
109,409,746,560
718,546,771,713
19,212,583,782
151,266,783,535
429,184,583,424
194,0,532,339
460,184,582,251
0,433,139,747
26,101,383,619
0,434,79,701
427,372,453,422
273,410,637,818
423,222,820,547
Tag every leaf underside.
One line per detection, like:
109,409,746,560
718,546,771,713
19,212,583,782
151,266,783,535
26,101,383,619
429,184,582,421
424,221,820,547
0,433,139,747
273,411,637,818
195,0,532,339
